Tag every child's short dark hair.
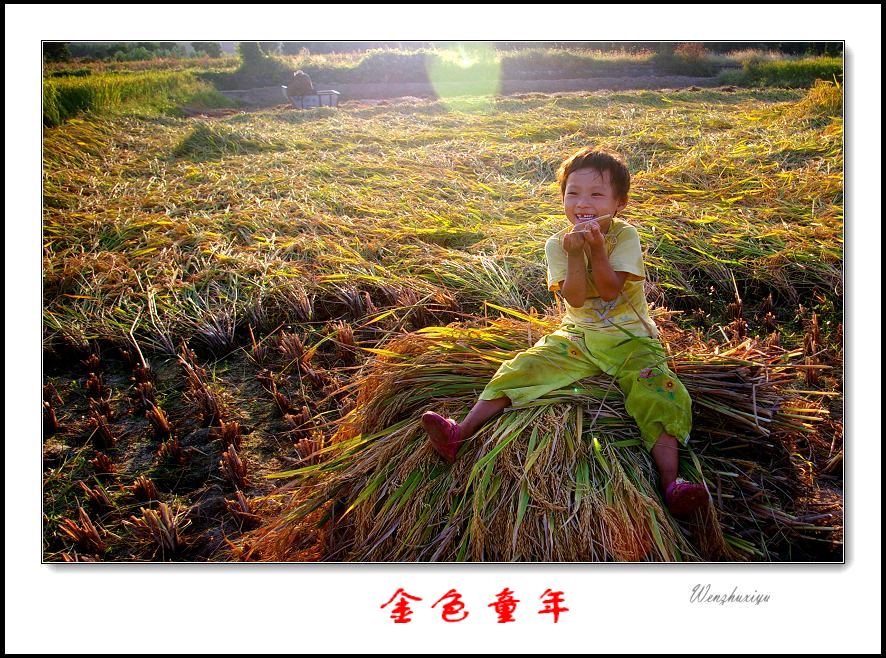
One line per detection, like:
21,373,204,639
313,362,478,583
556,147,630,201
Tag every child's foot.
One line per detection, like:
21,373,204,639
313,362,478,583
665,478,709,517
421,411,462,463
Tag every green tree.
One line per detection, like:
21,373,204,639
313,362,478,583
259,41,281,55
43,42,71,62
126,46,153,61
237,41,265,64
282,42,306,55
192,42,222,58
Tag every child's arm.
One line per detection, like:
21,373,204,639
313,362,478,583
582,224,628,302
560,230,590,307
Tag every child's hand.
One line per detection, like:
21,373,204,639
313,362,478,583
563,230,587,254
582,221,606,251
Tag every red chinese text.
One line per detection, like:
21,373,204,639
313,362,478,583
381,588,423,624
538,589,569,623
431,588,470,622
488,587,520,623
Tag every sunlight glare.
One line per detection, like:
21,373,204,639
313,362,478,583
426,42,500,113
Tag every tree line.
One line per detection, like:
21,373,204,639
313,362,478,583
43,42,225,62
43,41,843,64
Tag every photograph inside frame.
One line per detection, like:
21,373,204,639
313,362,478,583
42,39,844,563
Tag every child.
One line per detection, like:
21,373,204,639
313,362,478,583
422,147,708,518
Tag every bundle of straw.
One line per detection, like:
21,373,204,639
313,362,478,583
251,312,838,562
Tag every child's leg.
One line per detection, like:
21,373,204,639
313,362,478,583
594,335,707,516
422,396,510,462
459,396,511,440
650,431,680,490
424,327,600,463
650,430,707,517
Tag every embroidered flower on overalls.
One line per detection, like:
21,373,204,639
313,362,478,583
664,379,676,399
566,333,583,358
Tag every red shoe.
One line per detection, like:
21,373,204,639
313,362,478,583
421,411,462,463
665,478,709,517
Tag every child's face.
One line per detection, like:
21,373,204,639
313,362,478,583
563,168,627,226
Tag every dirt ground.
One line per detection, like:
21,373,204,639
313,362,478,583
332,75,725,102
212,75,731,111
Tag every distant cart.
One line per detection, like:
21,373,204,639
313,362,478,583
281,87,340,109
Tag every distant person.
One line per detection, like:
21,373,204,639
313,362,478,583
421,147,710,518
286,70,314,106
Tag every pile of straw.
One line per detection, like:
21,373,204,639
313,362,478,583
245,311,840,562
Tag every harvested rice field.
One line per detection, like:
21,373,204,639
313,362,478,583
42,82,843,562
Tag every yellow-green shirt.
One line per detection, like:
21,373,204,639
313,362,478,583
545,218,658,338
